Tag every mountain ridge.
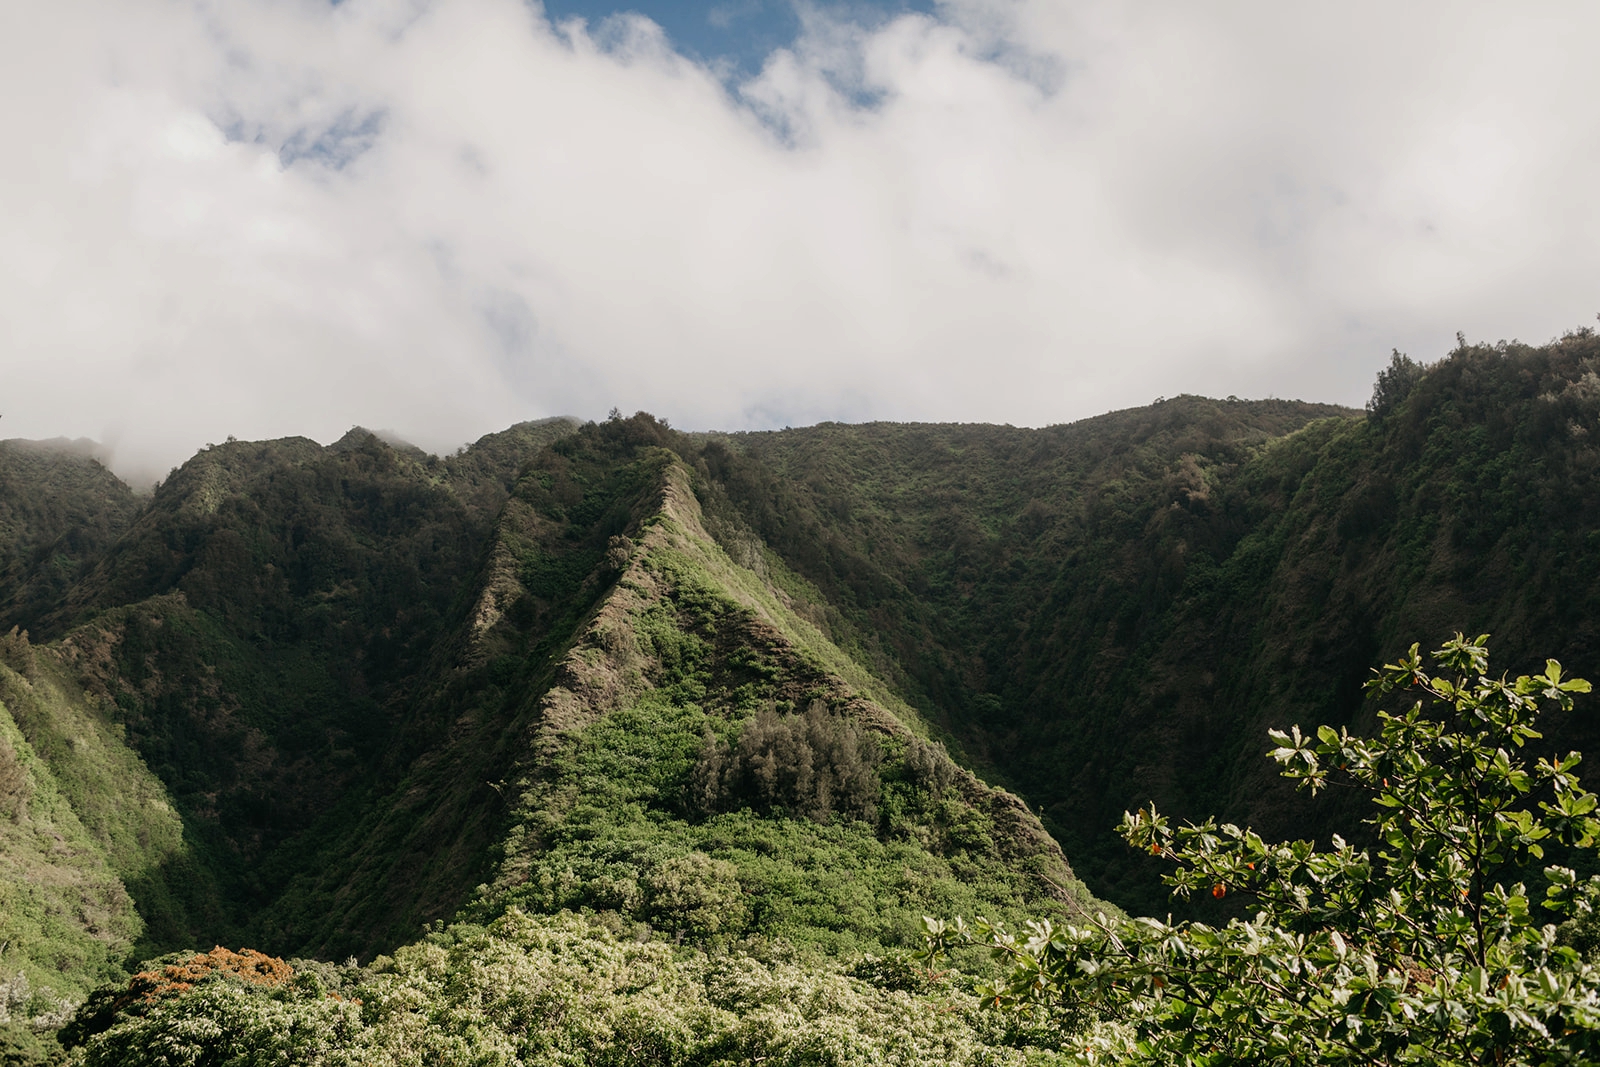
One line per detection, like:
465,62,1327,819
8,330,1600,1060
0,412,1104,1057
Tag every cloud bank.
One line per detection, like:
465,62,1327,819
3,0,1598,481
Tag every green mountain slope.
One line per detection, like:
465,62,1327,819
0,633,193,1065
474,439,1094,950
258,420,1095,958
0,413,1105,1060
702,329,1600,913
0,416,592,1038
0,440,138,635
696,396,1352,757
10,327,1600,1057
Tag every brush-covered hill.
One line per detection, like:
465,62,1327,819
0,414,1097,1063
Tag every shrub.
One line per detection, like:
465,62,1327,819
691,700,881,825
69,911,1069,1066
923,635,1600,1065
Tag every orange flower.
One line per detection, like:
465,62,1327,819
122,948,292,1006
1212,884,1227,899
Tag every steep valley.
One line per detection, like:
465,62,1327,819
4,326,1600,1061
710,330,1600,911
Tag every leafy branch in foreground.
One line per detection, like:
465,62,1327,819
921,634,1600,1065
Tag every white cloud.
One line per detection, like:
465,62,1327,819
2,0,1598,481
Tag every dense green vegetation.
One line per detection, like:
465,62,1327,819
0,411,1095,1061
67,910,1070,1066
0,694,131,1064
709,327,1600,914
472,476,1093,960
924,635,1600,1065
0,441,137,635
6,327,1600,1061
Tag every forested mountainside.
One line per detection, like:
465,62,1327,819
0,440,138,636
0,415,1093,1063
712,328,1600,912
4,326,1600,1061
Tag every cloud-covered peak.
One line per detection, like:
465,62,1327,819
3,0,1598,481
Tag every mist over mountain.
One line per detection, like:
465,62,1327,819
4,325,1600,1060
9,1,1600,484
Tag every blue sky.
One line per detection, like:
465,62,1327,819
541,0,934,78
3,1,1599,483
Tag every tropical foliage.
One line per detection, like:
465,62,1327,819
716,326,1600,915
922,635,1600,1065
68,910,1069,1067
5,329,1600,1062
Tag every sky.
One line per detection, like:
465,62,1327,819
3,0,1598,484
